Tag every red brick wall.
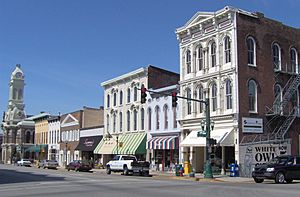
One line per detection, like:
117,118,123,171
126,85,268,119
148,66,179,89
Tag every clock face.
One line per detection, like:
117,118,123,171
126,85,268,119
16,72,22,78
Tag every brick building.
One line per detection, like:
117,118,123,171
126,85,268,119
176,6,300,176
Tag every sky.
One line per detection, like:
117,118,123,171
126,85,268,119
1,0,300,120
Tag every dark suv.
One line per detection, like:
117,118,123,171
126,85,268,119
252,155,300,183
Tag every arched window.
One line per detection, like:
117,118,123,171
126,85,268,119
107,94,110,108
290,48,298,73
127,110,130,131
163,105,168,129
247,36,256,65
274,84,282,114
198,86,204,113
197,45,204,71
133,110,137,131
155,106,160,130
134,87,138,101
120,91,123,105
186,50,191,74
211,42,216,67
148,108,152,130
186,88,192,115
119,112,123,132
127,88,131,103
113,114,116,133
226,80,232,109
272,43,281,70
248,80,257,112
18,89,23,100
224,36,231,63
173,108,177,128
211,83,217,112
141,108,145,130
13,88,17,100
25,131,31,143
106,115,110,133
113,93,117,106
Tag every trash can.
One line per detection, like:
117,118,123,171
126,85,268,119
175,165,180,176
230,163,239,177
184,161,191,174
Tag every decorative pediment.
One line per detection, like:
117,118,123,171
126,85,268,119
61,114,79,127
185,12,213,29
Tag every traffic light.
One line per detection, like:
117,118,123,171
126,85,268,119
172,91,178,107
141,85,147,104
208,138,217,146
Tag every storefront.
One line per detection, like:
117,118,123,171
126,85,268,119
75,136,102,164
146,135,179,172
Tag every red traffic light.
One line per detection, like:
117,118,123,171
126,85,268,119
172,91,178,107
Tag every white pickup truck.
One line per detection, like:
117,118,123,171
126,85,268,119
17,159,32,167
106,155,150,176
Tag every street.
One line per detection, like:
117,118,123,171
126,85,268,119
0,165,300,197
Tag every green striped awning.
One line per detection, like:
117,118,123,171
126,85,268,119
112,133,147,155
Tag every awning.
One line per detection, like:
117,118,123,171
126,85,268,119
25,144,48,153
75,136,103,151
111,133,147,155
94,138,117,154
180,128,234,147
146,136,179,150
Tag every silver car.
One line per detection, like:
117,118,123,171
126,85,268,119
38,160,59,169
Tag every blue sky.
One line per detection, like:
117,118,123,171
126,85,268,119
0,0,299,119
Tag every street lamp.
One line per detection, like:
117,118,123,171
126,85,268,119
116,135,119,155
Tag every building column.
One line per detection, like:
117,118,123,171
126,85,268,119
221,146,226,175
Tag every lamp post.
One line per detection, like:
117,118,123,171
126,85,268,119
65,141,68,169
116,135,119,155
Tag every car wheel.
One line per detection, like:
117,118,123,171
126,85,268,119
275,172,285,184
67,168,70,171
123,166,129,176
253,178,264,183
106,166,111,175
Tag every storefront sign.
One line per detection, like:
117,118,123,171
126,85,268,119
84,139,95,147
242,117,263,133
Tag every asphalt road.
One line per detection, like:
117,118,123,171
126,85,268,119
1,164,300,197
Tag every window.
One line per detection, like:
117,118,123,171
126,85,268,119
173,108,177,128
247,36,256,65
107,94,110,108
106,115,110,133
133,110,137,130
127,88,131,103
186,50,191,74
148,108,152,130
113,114,116,133
248,80,257,112
211,83,217,112
25,131,31,143
197,45,204,71
13,88,17,100
291,48,298,73
155,106,160,130
134,87,138,101
211,42,216,67
164,105,168,129
141,108,145,130
120,91,123,105
187,88,192,115
119,112,123,132
113,93,117,106
198,86,204,113
226,80,232,109
18,89,23,100
127,110,130,131
273,43,281,69
224,36,231,63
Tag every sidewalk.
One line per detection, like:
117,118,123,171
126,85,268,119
90,168,253,183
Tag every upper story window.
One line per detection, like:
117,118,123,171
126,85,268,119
224,36,231,63
290,48,298,73
186,88,192,115
113,93,117,106
25,131,31,143
247,36,256,66
163,105,168,129
272,43,281,70
141,108,145,130
225,80,232,109
120,91,123,105
13,88,17,100
197,45,204,71
107,94,110,108
134,87,138,101
248,80,257,112
106,114,110,133
18,89,23,100
148,108,152,130
198,86,204,113
127,88,131,103
274,84,282,114
113,114,116,133
211,83,217,112
186,49,191,74
119,112,123,132
155,106,160,130
127,110,130,131
133,110,137,131
210,42,216,67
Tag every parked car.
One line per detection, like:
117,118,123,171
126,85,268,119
38,160,59,169
17,159,32,167
252,155,300,183
66,160,92,172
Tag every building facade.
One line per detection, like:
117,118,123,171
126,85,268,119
48,116,60,161
176,6,300,176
